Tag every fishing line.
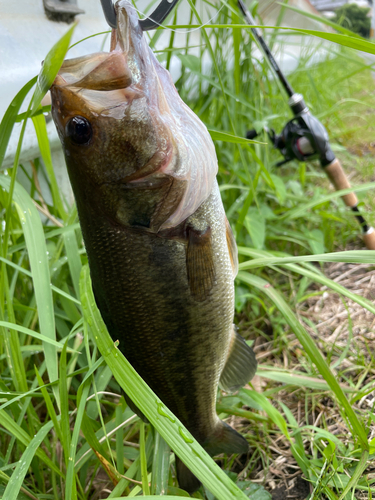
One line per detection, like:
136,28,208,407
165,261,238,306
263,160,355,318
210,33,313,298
133,3,225,33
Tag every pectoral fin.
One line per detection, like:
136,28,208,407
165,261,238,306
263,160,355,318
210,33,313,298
186,227,215,302
225,217,238,277
219,326,257,392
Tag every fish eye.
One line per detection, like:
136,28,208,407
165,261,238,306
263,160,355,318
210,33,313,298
66,116,92,145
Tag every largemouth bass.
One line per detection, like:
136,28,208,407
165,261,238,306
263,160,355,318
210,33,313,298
50,0,257,492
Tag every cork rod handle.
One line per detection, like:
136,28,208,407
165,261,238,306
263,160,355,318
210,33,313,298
325,159,375,250
324,158,358,208
363,228,375,250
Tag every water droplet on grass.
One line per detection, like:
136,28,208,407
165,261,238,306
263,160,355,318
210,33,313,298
178,427,194,443
156,402,175,422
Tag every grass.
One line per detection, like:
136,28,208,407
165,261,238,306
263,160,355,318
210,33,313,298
1,1,375,499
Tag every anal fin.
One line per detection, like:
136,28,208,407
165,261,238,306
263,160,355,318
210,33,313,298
176,457,201,494
219,326,257,393
203,420,249,456
186,226,215,302
123,392,149,423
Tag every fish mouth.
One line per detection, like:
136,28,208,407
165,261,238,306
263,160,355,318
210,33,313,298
51,3,139,94
52,49,132,96
55,51,132,92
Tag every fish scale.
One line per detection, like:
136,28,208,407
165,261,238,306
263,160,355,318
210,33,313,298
50,0,257,492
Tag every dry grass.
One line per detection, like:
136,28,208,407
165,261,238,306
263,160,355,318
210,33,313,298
231,257,375,499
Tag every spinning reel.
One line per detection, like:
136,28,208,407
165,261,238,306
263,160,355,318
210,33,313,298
246,94,335,168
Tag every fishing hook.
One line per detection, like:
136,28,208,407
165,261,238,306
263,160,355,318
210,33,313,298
100,0,181,31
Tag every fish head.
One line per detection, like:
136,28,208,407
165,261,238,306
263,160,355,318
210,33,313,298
51,0,217,230
51,4,162,185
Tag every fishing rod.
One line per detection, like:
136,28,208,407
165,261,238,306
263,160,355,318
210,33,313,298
100,0,181,30
238,0,375,250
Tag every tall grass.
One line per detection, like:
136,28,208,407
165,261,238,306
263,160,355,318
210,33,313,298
1,1,375,499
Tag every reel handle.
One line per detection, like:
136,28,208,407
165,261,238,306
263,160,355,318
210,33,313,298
324,158,357,208
363,228,375,250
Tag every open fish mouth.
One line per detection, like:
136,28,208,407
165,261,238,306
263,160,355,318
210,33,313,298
52,4,136,94
53,51,132,92
51,5,140,113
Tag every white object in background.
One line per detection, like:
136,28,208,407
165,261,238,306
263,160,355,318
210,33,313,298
0,0,110,207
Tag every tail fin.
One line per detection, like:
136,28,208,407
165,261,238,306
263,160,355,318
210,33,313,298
203,421,249,456
176,421,249,493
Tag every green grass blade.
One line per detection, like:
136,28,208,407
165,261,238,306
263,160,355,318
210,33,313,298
65,379,91,500
208,129,264,145
237,247,375,315
256,367,356,392
286,26,375,54
0,76,37,169
0,410,62,476
279,182,375,220
168,22,375,55
80,265,248,500
108,497,189,499
0,254,81,305
34,366,63,444
0,384,52,412
108,457,140,498
140,421,150,495
81,412,108,460
30,23,76,114
240,389,290,439
152,432,170,495
231,0,241,96
237,271,368,449
63,229,82,300
16,104,51,122
282,262,375,315
0,176,59,404
2,420,54,500
59,337,72,469
0,321,68,349
238,249,375,269
240,389,310,476
115,405,125,475
337,450,370,500
32,113,67,221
